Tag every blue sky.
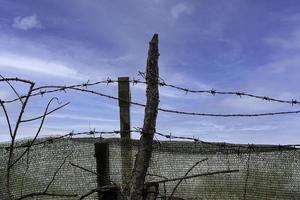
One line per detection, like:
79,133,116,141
1,0,300,144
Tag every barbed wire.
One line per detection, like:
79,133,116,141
3,82,300,118
1,75,300,152
1,128,299,151
151,129,300,150
158,107,300,117
2,75,300,107
138,71,300,106
159,82,300,105
0,130,126,149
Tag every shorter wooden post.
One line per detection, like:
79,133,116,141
95,143,120,200
95,143,110,196
144,183,159,200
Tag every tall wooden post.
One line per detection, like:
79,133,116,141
118,77,131,140
118,77,133,191
129,33,160,199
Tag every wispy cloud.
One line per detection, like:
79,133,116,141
170,3,193,19
12,14,42,30
0,52,83,79
0,90,10,99
264,32,300,50
48,113,118,123
263,56,300,73
264,13,300,51
219,96,284,112
0,33,126,81
280,13,300,23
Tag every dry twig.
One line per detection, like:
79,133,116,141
168,158,208,199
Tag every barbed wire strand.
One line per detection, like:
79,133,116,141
1,128,299,151
2,75,300,106
3,85,300,118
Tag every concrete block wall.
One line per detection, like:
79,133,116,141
0,138,300,199
0,138,101,200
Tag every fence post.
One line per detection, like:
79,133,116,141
129,33,160,200
95,142,121,200
118,77,133,191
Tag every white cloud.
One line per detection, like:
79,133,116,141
256,56,300,74
48,113,118,123
0,52,84,79
12,14,42,30
150,0,162,3
0,90,10,99
170,3,193,19
280,13,300,23
0,33,123,81
264,36,300,50
220,96,284,113
237,126,274,131
264,29,300,50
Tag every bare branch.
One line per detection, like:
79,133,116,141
9,97,62,168
70,162,117,186
20,150,30,196
16,152,73,200
168,158,208,199
70,162,99,176
15,192,77,200
6,82,34,199
20,102,70,123
0,74,24,105
148,169,239,184
0,77,35,85
0,100,13,138
78,185,119,200
45,152,72,192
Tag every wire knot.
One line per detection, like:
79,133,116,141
106,78,112,85
263,96,270,101
132,78,139,85
210,89,216,96
236,92,244,97
159,81,166,86
82,80,90,88
292,99,298,106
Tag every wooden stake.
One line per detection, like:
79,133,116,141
118,77,133,191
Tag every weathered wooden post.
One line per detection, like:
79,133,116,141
118,77,133,191
129,33,160,199
118,77,131,140
95,142,120,200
